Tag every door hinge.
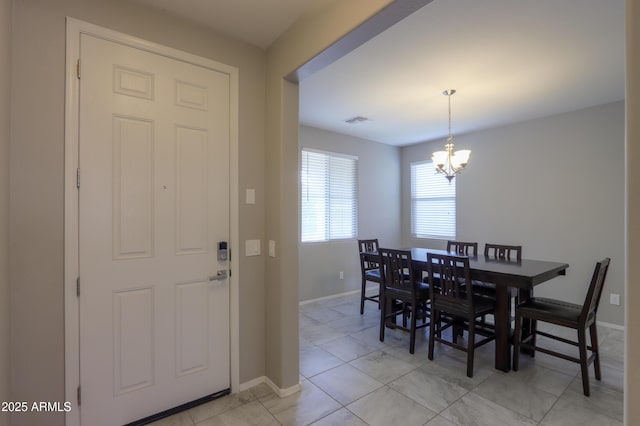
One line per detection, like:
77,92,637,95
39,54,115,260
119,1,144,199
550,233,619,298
76,276,80,297
76,168,80,189
76,59,80,79
77,385,81,406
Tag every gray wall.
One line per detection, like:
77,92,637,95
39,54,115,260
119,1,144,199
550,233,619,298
299,126,401,301
402,101,625,326
9,0,266,424
0,0,10,425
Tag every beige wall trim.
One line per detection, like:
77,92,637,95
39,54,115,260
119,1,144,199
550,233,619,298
263,377,302,398
64,17,240,425
237,376,266,392
238,376,301,398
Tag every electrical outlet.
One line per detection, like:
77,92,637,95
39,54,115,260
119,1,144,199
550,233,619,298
339,271,344,280
610,293,620,306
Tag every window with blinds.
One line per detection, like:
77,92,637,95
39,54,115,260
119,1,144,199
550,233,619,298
411,161,456,239
301,148,358,242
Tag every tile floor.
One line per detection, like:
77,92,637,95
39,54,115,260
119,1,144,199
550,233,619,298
150,291,624,426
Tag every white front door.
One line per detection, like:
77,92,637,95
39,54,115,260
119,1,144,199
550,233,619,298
79,33,230,425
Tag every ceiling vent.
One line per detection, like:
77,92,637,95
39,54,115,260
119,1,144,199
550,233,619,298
344,116,370,125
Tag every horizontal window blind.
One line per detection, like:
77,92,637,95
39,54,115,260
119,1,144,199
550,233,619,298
301,148,358,242
411,161,456,239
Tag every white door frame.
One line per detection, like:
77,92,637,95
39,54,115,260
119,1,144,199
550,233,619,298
64,17,240,426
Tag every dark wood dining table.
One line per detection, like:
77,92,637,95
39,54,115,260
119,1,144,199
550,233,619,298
409,248,569,372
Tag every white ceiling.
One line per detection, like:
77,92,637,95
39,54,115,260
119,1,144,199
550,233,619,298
299,0,625,146
131,0,625,147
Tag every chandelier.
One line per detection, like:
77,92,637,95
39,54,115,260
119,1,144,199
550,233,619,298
432,90,471,182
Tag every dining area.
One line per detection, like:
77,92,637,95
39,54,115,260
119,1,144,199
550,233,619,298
295,240,621,425
297,267,622,426
358,239,612,390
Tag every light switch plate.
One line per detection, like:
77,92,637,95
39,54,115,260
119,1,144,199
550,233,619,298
245,239,261,256
269,240,276,257
246,189,255,205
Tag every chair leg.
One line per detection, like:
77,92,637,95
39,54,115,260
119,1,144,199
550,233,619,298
590,322,602,380
530,319,537,358
453,316,460,344
512,312,522,371
428,308,436,360
480,314,487,328
578,327,591,396
360,277,366,315
402,303,408,328
466,318,475,378
410,305,417,354
452,315,463,342
379,295,386,342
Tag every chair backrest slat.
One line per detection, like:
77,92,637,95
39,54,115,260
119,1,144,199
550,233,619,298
380,248,413,293
581,258,611,323
358,239,380,272
447,240,478,256
428,253,472,306
358,239,378,254
484,243,522,261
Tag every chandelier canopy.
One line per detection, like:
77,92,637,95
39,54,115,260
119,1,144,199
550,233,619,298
432,90,470,182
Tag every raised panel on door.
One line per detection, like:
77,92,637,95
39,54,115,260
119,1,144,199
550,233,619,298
176,126,208,255
112,116,155,259
113,287,155,395
175,280,209,377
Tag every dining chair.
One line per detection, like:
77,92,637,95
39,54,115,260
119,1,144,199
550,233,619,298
445,241,480,334
447,240,478,256
358,239,382,314
484,243,522,260
473,243,533,327
427,252,496,377
475,243,523,298
513,258,610,396
483,243,527,311
379,248,430,354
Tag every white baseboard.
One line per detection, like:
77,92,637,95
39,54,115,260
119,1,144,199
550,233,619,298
299,292,625,331
237,376,267,392
597,320,625,331
238,376,301,398
299,284,378,306
264,376,301,397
